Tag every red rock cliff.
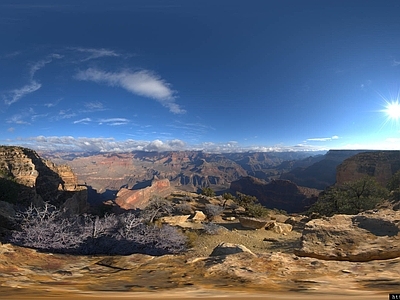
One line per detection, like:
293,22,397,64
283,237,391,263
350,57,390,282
115,178,172,210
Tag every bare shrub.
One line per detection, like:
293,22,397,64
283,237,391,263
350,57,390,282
140,196,174,223
175,203,193,214
204,204,224,218
203,222,225,235
10,204,187,256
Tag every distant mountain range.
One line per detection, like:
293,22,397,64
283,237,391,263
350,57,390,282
40,150,325,194
38,149,372,213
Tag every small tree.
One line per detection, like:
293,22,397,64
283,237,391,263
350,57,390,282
233,192,269,218
201,187,215,197
140,196,174,223
309,176,388,216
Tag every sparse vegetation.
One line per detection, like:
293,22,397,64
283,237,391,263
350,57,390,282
234,192,269,218
175,202,193,214
9,202,187,255
203,222,224,235
201,187,215,197
140,196,174,223
204,204,224,218
309,176,388,216
387,170,400,202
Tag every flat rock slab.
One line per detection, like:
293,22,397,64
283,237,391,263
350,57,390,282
295,209,400,261
239,217,269,229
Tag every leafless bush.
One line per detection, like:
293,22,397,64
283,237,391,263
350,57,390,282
175,203,193,214
140,196,174,223
10,204,187,255
203,222,225,235
204,204,224,218
10,203,80,250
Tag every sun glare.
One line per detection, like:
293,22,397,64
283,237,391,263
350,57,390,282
384,100,400,120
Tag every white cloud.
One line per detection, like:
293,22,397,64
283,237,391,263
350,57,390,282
4,136,328,153
71,47,120,61
307,135,339,142
75,68,185,114
84,101,105,111
392,60,400,67
29,54,62,78
4,53,61,105
99,118,130,126
4,81,41,105
44,98,62,108
73,118,92,124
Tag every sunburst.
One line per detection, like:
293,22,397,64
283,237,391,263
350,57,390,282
377,90,400,129
384,100,400,121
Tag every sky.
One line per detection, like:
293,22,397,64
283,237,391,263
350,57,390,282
1,0,400,153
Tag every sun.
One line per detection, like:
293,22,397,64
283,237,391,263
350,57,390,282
384,100,400,120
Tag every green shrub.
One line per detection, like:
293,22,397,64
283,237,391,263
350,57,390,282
309,176,388,216
201,187,215,197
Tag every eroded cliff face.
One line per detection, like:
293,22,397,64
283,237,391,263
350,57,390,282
336,151,400,187
0,146,87,213
230,176,319,213
115,178,172,210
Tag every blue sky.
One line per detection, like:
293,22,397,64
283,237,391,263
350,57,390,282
1,0,400,152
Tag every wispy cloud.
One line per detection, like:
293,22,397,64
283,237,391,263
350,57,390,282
75,68,185,114
4,81,41,105
44,98,62,108
71,47,120,61
99,118,130,126
72,117,130,126
29,54,62,77
73,118,92,124
82,101,107,112
6,107,36,125
392,59,400,67
307,135,339,142
3,53,62,105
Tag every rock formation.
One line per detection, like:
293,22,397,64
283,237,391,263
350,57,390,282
230,176,319,213
336,150,400,187
239,216,269,229
0,146,87,213
41,150,323,196
295,209,400,261
280,150,369,189
210,242,256,256
265,221,293,234
115,178,172,210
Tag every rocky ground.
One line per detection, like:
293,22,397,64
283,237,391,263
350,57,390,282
1,208,398,300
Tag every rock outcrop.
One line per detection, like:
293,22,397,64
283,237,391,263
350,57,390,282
230,176,319,213
295,209,400,261
210,242,256,256
239,217,269,229
265,221,293,234
115,178,172,210
0,146,87,213
280,150,368,190
336,150,400,187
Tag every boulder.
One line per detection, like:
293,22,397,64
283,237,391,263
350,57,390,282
239,217,269,229
265,221,292,234
160,215,190,225
191,210,207,222
295,209,400,261
210,242,256,256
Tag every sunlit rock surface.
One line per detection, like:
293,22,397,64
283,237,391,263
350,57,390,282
296,209,400,261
